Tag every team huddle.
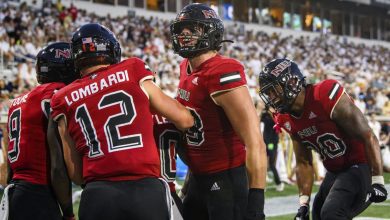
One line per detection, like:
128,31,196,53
1,3,388,220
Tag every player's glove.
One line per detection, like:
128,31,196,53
294,195,310,220
369,176,387,203
244,188,265,220
294,204,309,220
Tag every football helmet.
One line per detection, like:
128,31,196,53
170,3,224,58
36,42,78,84
258,59,306,113
71,23,121,71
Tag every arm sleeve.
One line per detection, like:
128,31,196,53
207,62,247,96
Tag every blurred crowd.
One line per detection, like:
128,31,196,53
1,1,390,184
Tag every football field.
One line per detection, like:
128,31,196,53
69,173,390,219
1,173,388,219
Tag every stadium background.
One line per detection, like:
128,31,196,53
0,0,390,219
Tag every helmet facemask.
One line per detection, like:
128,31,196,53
259,64,305,114
171,19,221,58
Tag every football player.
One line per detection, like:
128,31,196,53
258,58,388,220
50,23,194,220
5,42,77,220
170,3,267,220
153,114,184,219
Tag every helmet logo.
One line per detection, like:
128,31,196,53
55,49,71,58
271,60,290,77
202,10,218,18
40,66,49,72
178,13,187,20
81,37,96,52
96,43,107,51
82,37,92,44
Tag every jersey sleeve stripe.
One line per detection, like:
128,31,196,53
53,113,68,126
328,83,340,100
139,75,154,100
330,89,346,120
219,72,241,85
210,85,248,105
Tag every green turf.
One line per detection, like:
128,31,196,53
266,172,390,198
267,201,390,220
265,182,320,198
265,172,390,219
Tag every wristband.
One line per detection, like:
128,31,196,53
247,188,265,210
372,176,385,185
299,195,310,205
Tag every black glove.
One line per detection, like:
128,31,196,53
369,183,388,203
294,204,309,220
244,188,265,220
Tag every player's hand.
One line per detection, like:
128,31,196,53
244,188,265,220
294,204,309,220
369,183,388,203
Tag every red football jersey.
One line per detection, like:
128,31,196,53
275,79,367,172
153,114,181,192
51,58,160,183
176,54,246,174
7,82,65,185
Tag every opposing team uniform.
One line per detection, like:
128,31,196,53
51,58,169,220
176,54,249,220
7,83,64,220
275,79,371,219
153,114,183,219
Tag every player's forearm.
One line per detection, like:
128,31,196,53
7,162,12,184
144,80,194,130
296,162,314,196
164,100,194,131
65,162,84,185
246,142,267,189
51,171,74,217
364,132,383,176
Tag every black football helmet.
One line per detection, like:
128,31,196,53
36,42,78,84
71,23,121,71
170,3,224,58
258,59,306,113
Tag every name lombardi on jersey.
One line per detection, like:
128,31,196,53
64,70,130,106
